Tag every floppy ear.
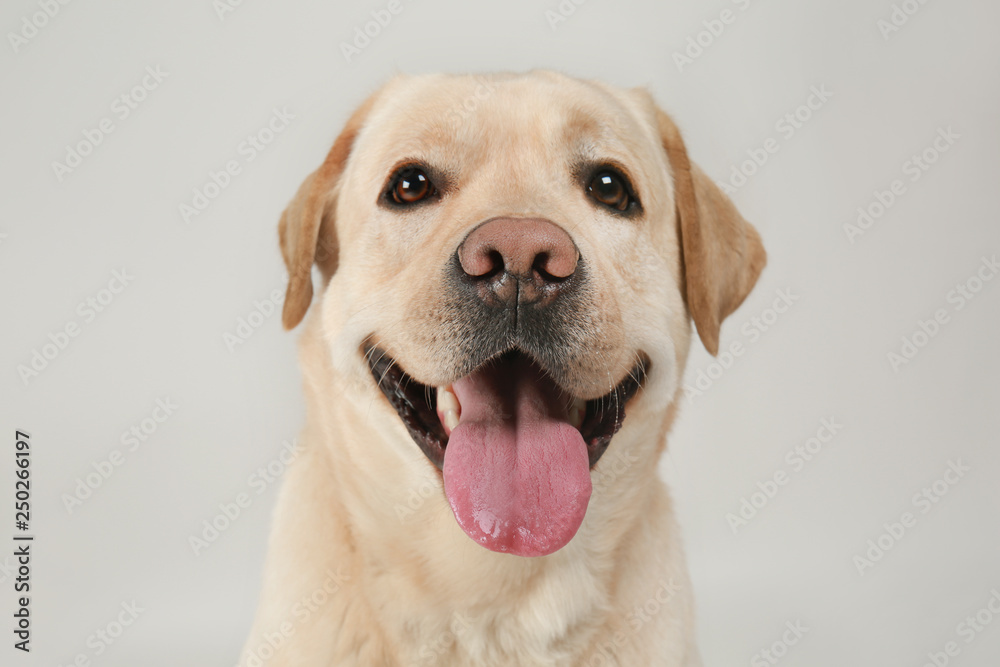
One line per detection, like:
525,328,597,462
656,109,767,355
279,94,378,330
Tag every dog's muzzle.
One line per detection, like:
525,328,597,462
364,217,647,558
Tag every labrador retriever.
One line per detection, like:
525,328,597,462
241,70,766,667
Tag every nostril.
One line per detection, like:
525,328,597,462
532,253,567,283
482,249,504,279
459,244,503,278
536,248,578,281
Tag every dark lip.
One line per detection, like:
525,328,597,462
363,344,648,471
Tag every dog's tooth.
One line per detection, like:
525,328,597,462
568,400,586,430
437,385,461,414
443,409,460,433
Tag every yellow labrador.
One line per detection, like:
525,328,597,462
241,71,765,667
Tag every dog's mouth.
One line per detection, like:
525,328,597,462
365,345,647,557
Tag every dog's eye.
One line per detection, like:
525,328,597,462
389,166,435,205
587,170,632,212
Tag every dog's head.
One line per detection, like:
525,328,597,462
278,72,765,557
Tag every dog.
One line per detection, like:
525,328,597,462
240,70,766,667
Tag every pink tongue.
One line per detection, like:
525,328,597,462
443,356,591,557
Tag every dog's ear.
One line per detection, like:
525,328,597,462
279,93,378,330
656,109,767,356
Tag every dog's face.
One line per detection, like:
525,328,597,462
279,72,765,558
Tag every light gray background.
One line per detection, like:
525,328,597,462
2,0,999,665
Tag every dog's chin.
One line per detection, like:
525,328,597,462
364,343,647,557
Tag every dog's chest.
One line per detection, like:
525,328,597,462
365,558,610,666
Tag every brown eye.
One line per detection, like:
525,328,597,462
587,170,631,211
390,166,435,205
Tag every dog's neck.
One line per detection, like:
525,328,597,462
291,313,684,663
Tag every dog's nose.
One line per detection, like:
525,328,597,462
457,217,579,306
457,217,579,305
